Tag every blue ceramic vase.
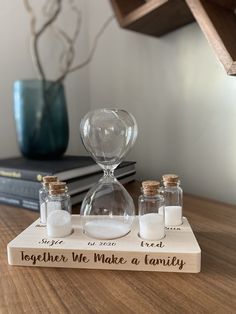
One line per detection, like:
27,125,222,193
14,80,69,159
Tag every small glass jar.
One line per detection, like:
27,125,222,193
46,182,72,238
161,174,183,226
39,176,58,224
138,181,165,241
46,182,71,216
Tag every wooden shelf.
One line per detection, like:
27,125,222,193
186,0,236,75
110,0,194,37
110,0,236,75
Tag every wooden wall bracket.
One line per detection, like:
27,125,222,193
110,0,236,75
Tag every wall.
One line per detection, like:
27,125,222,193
87,1,236,204
0,0,89,157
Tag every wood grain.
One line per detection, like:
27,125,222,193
110,0,194,37
186,0,236,75
209,0,236,11
1,181,236,313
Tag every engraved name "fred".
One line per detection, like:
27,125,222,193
140,241,165,248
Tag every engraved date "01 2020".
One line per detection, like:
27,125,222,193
87,241,117,247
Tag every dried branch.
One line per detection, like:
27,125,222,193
23,0,114,83
43,0,58,18
23,0,62,80
51,0,82,80
63,15,115,79
23,0,38,77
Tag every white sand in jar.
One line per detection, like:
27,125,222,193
165,206,182,226
139,213,165,240
84,219,131,239
40,202,46,224
47,210,72,238
47,201,61,216
159,206,164,215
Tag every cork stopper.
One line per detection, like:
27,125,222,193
49,181,67,195
162,174,179,186
42,176,58,187
142,180,160,196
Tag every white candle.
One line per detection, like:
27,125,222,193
84,219,130,240
47,210,72,238
165,206,182,226
139,213,165,240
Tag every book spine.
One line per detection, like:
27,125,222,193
0,177,41,199
0,193,39,211
0,167,50,182
0,174,136,211
0,191,83,211
0,167,136,199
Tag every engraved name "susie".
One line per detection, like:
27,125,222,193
38,238,64,247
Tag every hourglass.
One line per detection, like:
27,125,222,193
80,109,138,240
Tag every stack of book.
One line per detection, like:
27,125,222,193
0,156,136,211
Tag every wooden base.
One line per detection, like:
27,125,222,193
7,216,201,273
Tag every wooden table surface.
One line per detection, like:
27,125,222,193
0,181,235,314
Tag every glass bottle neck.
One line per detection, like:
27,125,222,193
163,182,180,188
142,193,161,198
49,193,68,200
42,183,49,190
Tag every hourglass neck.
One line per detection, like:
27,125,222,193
103,169,115,177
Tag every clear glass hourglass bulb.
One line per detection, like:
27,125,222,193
80,108,138,239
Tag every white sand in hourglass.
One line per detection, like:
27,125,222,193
84,218,131,239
